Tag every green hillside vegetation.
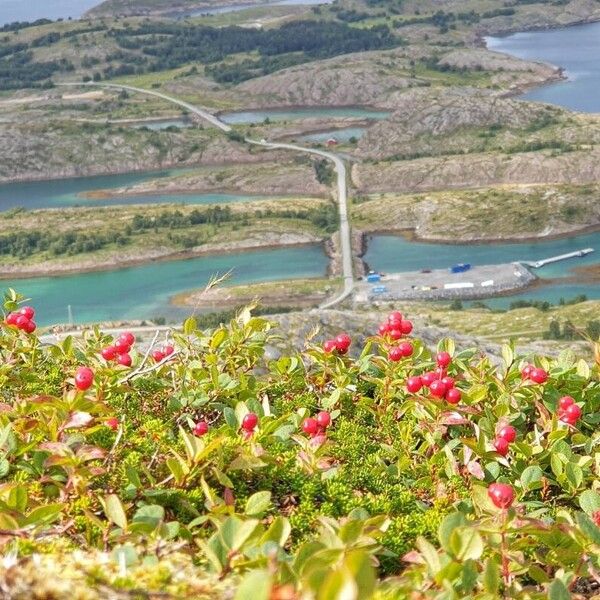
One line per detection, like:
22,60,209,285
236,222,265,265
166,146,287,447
0,290,599,598
0,198,335,270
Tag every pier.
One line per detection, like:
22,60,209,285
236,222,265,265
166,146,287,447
522,248,594,269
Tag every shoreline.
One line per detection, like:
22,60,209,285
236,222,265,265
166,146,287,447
362,223,600,247
0,239,327,281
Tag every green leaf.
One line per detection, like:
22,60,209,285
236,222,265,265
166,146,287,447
576,359,591,379
234,570,272,600
449,527,483,561
438,512,466,554
416,536,440,575
551,454,564,479
183,316,197,335
24,504,62,527
565,463,583,491
548,578,571,600
344,550,376,600
501,344,514,368
0,458,9,479
245,491,271,516
520,465,544,491
579,490,600,515
102,494,128,530
219,516,260,552
112,544,138,568
483,557,500,594
576,512,600,545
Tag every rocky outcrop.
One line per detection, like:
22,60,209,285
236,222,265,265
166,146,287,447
354,147,600,194
356,87,564,160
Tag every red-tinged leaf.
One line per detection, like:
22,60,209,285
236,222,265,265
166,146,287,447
88,466,106,476
467,461,485,480
44,455,70,467
0,403,12,413
76,445,106,461
224,488,235,506
402,550,425,564
63,412,93,429
441,412,470,426
38,442,72,456
28,395,55,404
22,419,40,432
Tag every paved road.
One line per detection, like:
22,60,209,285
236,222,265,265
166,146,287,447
57,82,354,308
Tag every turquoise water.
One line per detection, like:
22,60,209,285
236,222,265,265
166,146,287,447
364,232,600,305
486,21,600,113
221,108,390,124
9,245,327,326
0,0,97,24
0,169,266,211
188,0,333,17
298,127,366,143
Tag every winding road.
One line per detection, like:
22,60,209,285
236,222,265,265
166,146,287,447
58,82,354,307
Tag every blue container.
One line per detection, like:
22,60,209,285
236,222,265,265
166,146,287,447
450,263,471,274
366,273,381,283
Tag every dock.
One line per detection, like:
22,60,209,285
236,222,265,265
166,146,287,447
522,248,594,269
354,262,537,303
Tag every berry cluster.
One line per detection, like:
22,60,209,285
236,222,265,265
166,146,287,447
492,425,516,457
106,417,119,431
152,344,175,363
302,411,331,438
558,395,582,426
521,364,548,384
100,331,135,367
405,352,461,404
378,311,413,338
323,333,351,355
5,305,36,333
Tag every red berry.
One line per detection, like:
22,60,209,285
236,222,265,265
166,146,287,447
15,315,29,329
388,346,403,362
316,411,331,429
398,342,413,357
117,353,132,367
400,320,413,335
335,333,351,352
193,421,209,436
163,345,175,356
445,387,461,404
388,311,403,323
242,412,258,432
19,306,35,319
436,351,451,368
429,380,447,398
593,510,600,527
74,366,94,391
119,331,135,346
302,417,318,435
101,346,117,361
23,319,36,334
498,425,516,443
441,376,455,388
493,437,510,456
406,376,422,393
5,312,18,325
323,339,337,353
488,483,515,509
106,417,119,431
529,368,548,384
152,350,165,362
521,364,533,379
388,329,402,340
565,404,582,421
378,322,390,336
558,396,575,411
114,339,131,354
421,371,436,387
